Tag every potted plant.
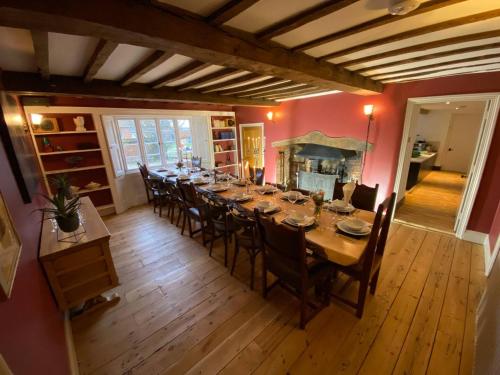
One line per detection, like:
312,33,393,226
49,174,73,199
38,175,81,233
39,193,81,233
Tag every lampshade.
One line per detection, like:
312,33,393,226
31,113,43,125
266,111,274,121
363,104,374,117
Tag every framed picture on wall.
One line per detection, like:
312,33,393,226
0,91,40,203
0,191,22,300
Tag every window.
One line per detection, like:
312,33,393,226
113,117,193,172
116,119,141,170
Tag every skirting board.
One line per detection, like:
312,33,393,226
462,230,487,244
65,312,80,375
485,235,500,277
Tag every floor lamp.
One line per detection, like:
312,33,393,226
360,104,374,184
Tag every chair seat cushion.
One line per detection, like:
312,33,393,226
268,254,331,290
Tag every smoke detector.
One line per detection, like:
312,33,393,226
389,0,421,15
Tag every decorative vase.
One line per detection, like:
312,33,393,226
311,190,325,223
73,116,86,132
56,213,80,233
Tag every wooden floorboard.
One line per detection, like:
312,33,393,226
71,204,484,374
395,170,466,232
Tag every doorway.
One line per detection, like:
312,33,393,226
239,122,265,170
393,93,500,238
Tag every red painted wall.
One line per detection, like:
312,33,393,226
234,71,500,234
489,204,500,254
0,118,68,372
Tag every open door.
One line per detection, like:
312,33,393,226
239,123,264,169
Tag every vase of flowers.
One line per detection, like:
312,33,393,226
176,161,184,170
311,190,325,222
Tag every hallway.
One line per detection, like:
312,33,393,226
395,170,466,232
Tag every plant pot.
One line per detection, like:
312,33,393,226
56,214,80,233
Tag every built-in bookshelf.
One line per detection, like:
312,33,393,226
210,115,240,176
26,112,116,216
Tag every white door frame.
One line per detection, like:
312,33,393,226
393,93,500,239
239,122,265,167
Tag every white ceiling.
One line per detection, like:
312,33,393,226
421,100,486,114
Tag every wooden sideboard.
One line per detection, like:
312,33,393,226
39,197,119,311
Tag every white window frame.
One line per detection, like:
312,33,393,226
112,115,194,173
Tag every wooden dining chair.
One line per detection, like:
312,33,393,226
164,180,184,226
177,181,208,245
331,192,396,318
137,162,154,203
148,178,169,217
255,210,333,329
333,181,379,211
249,167,265,186
203,194,234,267
230,209,261,290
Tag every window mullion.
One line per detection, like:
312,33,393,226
173,119,182,161
156,118,167,168
113,117,129,173
135,118,147,166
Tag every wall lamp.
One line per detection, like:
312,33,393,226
266,111,274,121
31,113,43,125
360,104,375,183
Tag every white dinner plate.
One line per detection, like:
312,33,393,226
231,194,253,202
336,220,371,236
207,185,228,192
325,201,355,213
283,216,315,227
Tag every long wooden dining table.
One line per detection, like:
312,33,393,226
150,169,375,267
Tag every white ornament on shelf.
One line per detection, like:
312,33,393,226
73,116,87,132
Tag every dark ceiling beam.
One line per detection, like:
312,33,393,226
237,83,309,97
0,0,382,94
359,42,500,75
292,0,465,52
175,67,241,91
200,73,262,93
318,9,500,60
30,30,49,79
381,62,500,82
335,29,500,68
83,39,118,82
0,71,278,106
373,57,500,80
257,0,358,41
121,50,175,86
218,77,285,95
206,0,260,26
152,61,211,89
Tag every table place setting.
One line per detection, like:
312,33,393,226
177,173,191,181
254,200,281,214
281,211,315,228
191,176,209,185
324,199,356,214
255,184,279,194
231,178,248,186
336,217,372,237
229,191,253,202
281,190,309,204
206,183,229,192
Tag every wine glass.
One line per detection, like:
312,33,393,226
288,191,298,205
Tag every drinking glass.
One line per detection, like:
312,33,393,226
288,191,298,205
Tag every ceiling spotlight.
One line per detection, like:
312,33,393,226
455,107,460,110
446,101,451,105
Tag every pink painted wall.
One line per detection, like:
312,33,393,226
234,71,500,234
0,106,68,373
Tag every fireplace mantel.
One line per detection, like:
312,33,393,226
271,131,372,151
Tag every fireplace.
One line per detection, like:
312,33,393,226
272,131,372,200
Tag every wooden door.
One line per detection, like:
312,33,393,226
240,123,264,169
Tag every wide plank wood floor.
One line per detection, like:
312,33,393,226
71,204,485,374
395,170,466,233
